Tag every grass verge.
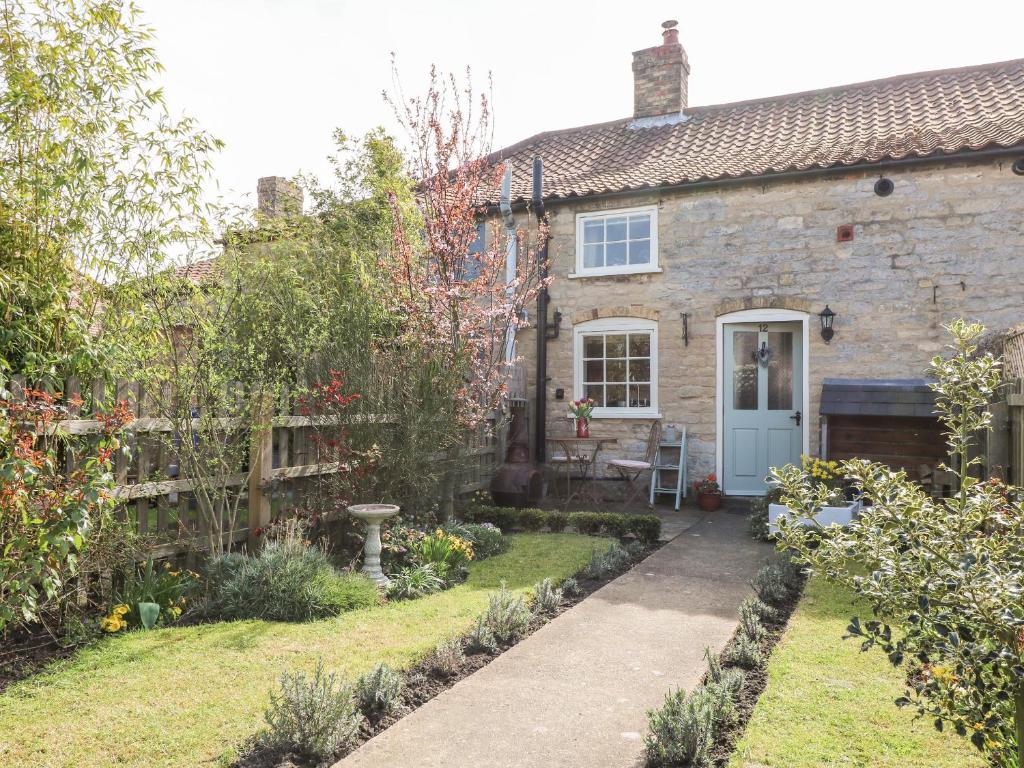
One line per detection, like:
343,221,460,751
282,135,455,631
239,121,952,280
0,533,599,768
728,575,986,768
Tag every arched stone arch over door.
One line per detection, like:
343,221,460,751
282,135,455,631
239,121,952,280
715,308,810,495
713,296,814,317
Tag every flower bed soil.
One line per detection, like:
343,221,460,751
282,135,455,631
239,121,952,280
0,623,84,694
706,574,807,767
235,539,664,768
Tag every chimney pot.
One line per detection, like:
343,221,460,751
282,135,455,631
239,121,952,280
257,176,303,218
661,19,679,45
632,20,690,119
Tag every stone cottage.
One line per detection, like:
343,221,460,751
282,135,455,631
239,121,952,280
485,20,1024,496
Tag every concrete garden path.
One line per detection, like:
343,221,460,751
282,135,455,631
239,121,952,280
337,511,772,768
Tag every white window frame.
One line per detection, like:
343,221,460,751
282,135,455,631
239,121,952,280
573,205,660,277
573,317,659,419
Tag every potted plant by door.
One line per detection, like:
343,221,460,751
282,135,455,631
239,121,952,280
695,474,722,511
767,455,862,535
568,398,595,438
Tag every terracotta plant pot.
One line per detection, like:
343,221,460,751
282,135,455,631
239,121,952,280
697,492,722,512
575,417,590,438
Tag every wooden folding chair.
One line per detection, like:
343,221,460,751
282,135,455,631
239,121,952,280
608,421,661,510
547,441,585,505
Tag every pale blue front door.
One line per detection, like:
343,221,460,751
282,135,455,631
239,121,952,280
723,322,803,494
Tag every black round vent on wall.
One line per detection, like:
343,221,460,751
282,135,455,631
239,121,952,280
1013,158,1024,176
874,177,894,196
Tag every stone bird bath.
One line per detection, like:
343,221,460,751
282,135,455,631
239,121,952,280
348,504,400,587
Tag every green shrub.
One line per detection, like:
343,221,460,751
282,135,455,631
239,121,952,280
704,647,745,699
704,680,738,729
560,577,581,596
738,597,766,641
624,540,647,560
482,582,532,645
460,503,486,524
517,508,547,532
580,546,610,580
386,563,445,600
546,511,568,533
461,503,505,528
581,542,632,580
354,662,403,722
644,687,715,767
704,646,725,686
201,537,379,622
530,578,564,615
204,550,247,586
456,522,509,559
440,520,473,540
412,529,474,582
569,511,603,535
466,615,498,654
257,659,362,761
779,556,804,591
726,633,764,670
602,513,631,538
380,524,427,570
628,514,662,545
320,572,382,613
565,511,662,541
751,562,791,606
0,393,130,635
483,506,518,531
426,637,465,678
748,487,781,541
741,595,777,622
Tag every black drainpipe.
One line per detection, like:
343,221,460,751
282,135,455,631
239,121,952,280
533,156,549,463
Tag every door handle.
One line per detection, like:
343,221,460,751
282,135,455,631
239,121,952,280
790,410,802,426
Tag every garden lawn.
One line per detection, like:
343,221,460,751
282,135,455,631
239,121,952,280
0,533,600,768
729,575,986,768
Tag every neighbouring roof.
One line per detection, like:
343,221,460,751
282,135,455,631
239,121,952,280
820,378,937,418
490,58,1024,204
171,257,220,284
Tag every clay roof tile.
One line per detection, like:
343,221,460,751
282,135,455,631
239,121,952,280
486,58,1024,204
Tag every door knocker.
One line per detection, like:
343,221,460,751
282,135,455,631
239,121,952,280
752,341,773,368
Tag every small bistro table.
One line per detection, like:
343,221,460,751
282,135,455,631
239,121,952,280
546,436,618,508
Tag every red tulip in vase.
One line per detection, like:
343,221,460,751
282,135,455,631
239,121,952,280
568,398,595,438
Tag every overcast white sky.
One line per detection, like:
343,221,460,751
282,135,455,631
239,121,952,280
137,0,1022,208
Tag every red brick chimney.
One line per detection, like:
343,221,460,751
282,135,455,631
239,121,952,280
632,20,690,119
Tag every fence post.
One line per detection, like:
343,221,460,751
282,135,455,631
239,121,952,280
248,397,273,550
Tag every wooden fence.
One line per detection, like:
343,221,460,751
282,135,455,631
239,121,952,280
981,329,1024,486
9,375,505,559
1000,378,1024,488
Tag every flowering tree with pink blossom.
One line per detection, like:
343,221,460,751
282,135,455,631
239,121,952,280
376,66,550,514
383,65,549,436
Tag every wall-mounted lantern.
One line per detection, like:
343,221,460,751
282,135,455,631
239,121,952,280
545,309,563,341
819,305,836,343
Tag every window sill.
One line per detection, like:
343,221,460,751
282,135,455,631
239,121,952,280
567,411,662,420
568,266,663,279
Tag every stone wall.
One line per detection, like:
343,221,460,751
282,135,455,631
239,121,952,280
512,156,1024,483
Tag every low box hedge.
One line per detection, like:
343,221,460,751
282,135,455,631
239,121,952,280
462,504,661,545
